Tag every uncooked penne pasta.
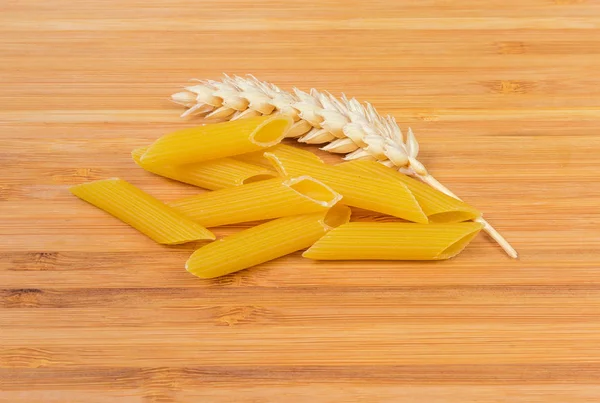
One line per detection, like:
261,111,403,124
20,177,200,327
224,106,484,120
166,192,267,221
70,178,215,244
141,115,293,166
336,160,481,223
186,204,351,278
169,176,342,227
132,146,276,190
303,222,483,261
264,148,428,224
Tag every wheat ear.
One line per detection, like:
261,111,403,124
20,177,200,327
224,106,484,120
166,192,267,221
171,74,517,258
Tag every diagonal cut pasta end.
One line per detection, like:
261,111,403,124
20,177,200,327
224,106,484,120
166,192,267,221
284,176,342,208
263,152,288,176
434,222,484,260
241,173,278,185
249,114,294,147
263,144,324,177
427,210,480,223
320,204,352,231
131,146,148,166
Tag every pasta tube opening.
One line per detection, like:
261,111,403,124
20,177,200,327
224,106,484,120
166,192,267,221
428,211,478,224
262,144,325,176
234,150,274,168
321,204,352,230
286,176,342,208
263,152,288,176
250,117,293,146
242,173,278,185
436,224,483,259
265,144,325,164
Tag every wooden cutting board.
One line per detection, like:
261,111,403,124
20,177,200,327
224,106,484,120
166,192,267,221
2,1,600,402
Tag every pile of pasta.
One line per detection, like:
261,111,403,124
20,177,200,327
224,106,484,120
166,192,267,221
71,115,483,279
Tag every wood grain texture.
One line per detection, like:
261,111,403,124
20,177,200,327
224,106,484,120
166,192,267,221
1,0,600,401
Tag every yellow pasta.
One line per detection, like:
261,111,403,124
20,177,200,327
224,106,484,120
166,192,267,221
169,176,342,227
233,150,274,168
235,143,322,167
186,205,351,278
132,146,276,190
141,115,293,166
70,178,215,244
263,143,325,164
264,148,428,224
303,222,483,260
336,160,481,223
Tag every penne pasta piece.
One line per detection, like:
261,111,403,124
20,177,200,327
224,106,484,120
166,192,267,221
264,148,428,224
186,204,351,278
169,176,342,227
303,222,483,260
70,178,215,244
132,146,276,190
336,160,481,223
141,115,293,166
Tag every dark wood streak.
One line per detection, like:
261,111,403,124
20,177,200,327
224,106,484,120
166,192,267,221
2,364,600,388
2,285,600,308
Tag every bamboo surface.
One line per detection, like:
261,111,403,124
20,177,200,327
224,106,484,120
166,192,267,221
2,1,600,402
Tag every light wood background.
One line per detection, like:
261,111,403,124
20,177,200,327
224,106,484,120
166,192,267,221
2,1,600,402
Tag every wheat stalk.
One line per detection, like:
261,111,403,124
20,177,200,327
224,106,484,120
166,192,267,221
171,74,517,258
